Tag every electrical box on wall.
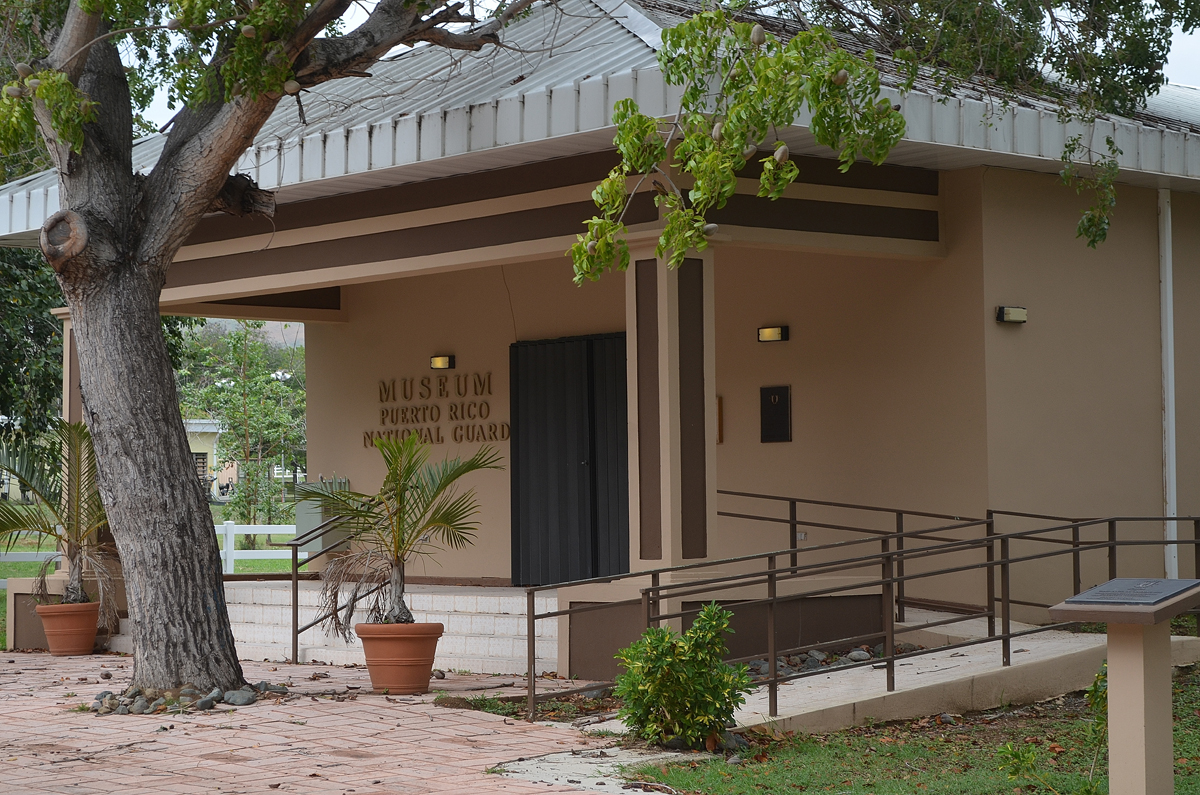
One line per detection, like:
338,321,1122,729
995,306,1028,324
760,386,791,443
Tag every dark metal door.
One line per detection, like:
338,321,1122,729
510,333,629,586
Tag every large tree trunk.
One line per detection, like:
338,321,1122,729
67,257,245,691
34,0,503,691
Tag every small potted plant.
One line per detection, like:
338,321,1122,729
0,420,118,655
296,433,501,693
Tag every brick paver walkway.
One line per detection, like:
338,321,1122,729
0,652,602,794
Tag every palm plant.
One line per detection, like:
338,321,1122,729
0,420,117,630
296,433,503,640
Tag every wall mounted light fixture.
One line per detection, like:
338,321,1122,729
430,355,456,370
995,306,1028,324
758,325,789,342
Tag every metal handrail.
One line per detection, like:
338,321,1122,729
636,521,1199,718
287,514,355,664
716,489,977,522
523,496,994,718
521,492,1200,721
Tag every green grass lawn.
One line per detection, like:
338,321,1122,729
628,665,1200,795
233,558,296,574
0,534,58,584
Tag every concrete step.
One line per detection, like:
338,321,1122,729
110,581,560,675
221,582,557,616
223,603,557,638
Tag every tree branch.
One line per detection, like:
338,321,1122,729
207,173,276,217
46,0,101,83
288,0,358,58
290,0,482,84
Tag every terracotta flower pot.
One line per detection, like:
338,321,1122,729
355,622,444,694
35,602,100,656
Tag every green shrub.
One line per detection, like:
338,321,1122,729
614,602,752,747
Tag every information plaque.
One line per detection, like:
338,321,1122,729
1065,578,1200,606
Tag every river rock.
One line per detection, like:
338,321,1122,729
130,698,149,715
102,695,119,710
149,697,166,711
123,686,140,698
142,688,160,701
195,697,215,710
224,690,257,706
206,687,223,703
95,690,113,702
808,650,827,662
88,701,101,713
719,731,750,751
115,705,129,715
847,649,871,662
803,656,821,670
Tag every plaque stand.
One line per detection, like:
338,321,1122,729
1106,622,1173,795
1049,578,1200,795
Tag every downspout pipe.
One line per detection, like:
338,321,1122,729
1159,188,1179,579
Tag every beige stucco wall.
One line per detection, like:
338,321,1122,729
980,168,1172,612
306,258,626,580
709,169,991,604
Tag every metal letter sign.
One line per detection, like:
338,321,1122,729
760,386,791,443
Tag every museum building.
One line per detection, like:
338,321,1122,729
4,0,1200,675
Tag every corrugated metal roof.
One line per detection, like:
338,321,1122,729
5,0,1200,245
254,0,657,141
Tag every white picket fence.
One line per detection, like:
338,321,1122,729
0,524,306,587
217,522,306,574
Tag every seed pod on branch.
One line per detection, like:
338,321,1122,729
773,143,789,164
750,24,766,47
741,143,758,160
241,24,257,38
25,78,40,90
711,122,723,142
283,79,301,95
702,223,719,237
586,240,598,255
15,63,32,78
3,85,23,98
832,69,849,86
165,18,182,30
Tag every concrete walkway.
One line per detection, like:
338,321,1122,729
0,652,602,795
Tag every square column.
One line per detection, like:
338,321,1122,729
57,311,84,423
1107,621,1174,795
625,252,717,569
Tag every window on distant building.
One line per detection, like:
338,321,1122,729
193,452,208,483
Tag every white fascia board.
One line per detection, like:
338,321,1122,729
6,71,1200,247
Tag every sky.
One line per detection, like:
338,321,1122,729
1167,29,1200,88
